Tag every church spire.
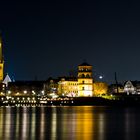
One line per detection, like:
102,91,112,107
0,32,4,82
0,33,3,63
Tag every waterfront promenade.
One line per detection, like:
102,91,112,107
0,95,140,106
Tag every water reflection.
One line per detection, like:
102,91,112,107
124,108,138,140
0,106,140,140
0,107,3,139
40,107,44,140
98,113,105,140
51,107,57,140
75,107,93,140
4,107,11,140
15,107,20,139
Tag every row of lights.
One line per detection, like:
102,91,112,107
1,97,36,100
6,90,45,95
3,100,37,104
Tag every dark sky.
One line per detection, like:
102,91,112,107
0,0,140,83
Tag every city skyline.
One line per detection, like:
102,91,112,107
0,1,140,83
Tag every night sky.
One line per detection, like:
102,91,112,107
0,0,140,83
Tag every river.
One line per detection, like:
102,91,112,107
0,106,139,140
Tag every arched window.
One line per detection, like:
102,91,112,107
86,74,90,78
82,74,85,78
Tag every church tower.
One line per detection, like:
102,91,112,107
78,62,93,97
0,35,4,82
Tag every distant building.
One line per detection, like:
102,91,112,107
45,77,58,94
108,84,124,94
57,62,108,97
0,83,6,95
5,62,108,97
3,73,12,87
124,81,140,95
8,81,45,96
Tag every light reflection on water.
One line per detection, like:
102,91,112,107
0,106,140,140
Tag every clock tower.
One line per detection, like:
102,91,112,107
0,35,4,82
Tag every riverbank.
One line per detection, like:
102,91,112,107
0,95,140,106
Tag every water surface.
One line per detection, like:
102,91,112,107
0,106,139,140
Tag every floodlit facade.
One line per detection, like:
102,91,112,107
56,62,108,97
124,81,135,94
124,81,140,95
0,36,4,82
58,77,78,97
78,63,93,97
93,82,108,95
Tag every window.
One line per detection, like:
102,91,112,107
82,74,85,78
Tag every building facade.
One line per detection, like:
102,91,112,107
78,63,93,97
4,62,108,97
93,82,108,95
124,81,140,95
58,77,78,97
0,35,4,82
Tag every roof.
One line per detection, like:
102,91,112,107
124,81,140,87
79,62,91,66
58,76,77,81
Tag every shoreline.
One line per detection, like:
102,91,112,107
0,96,140,107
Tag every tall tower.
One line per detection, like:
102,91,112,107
78,62,93,97
0,35,4,82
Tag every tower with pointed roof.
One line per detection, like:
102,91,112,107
0,35,4,82
78,62,93,96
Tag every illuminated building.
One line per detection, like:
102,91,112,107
124,81,135,95
78,62,93,97
93,82,108,95
57,62,94,97
44,78,58,95
5,61,108,97
58,77,78,97
124,81,140,95
8,81,45,96
57,63,108,97
108,84,124,94
3,73,12,87
0,35,4,82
